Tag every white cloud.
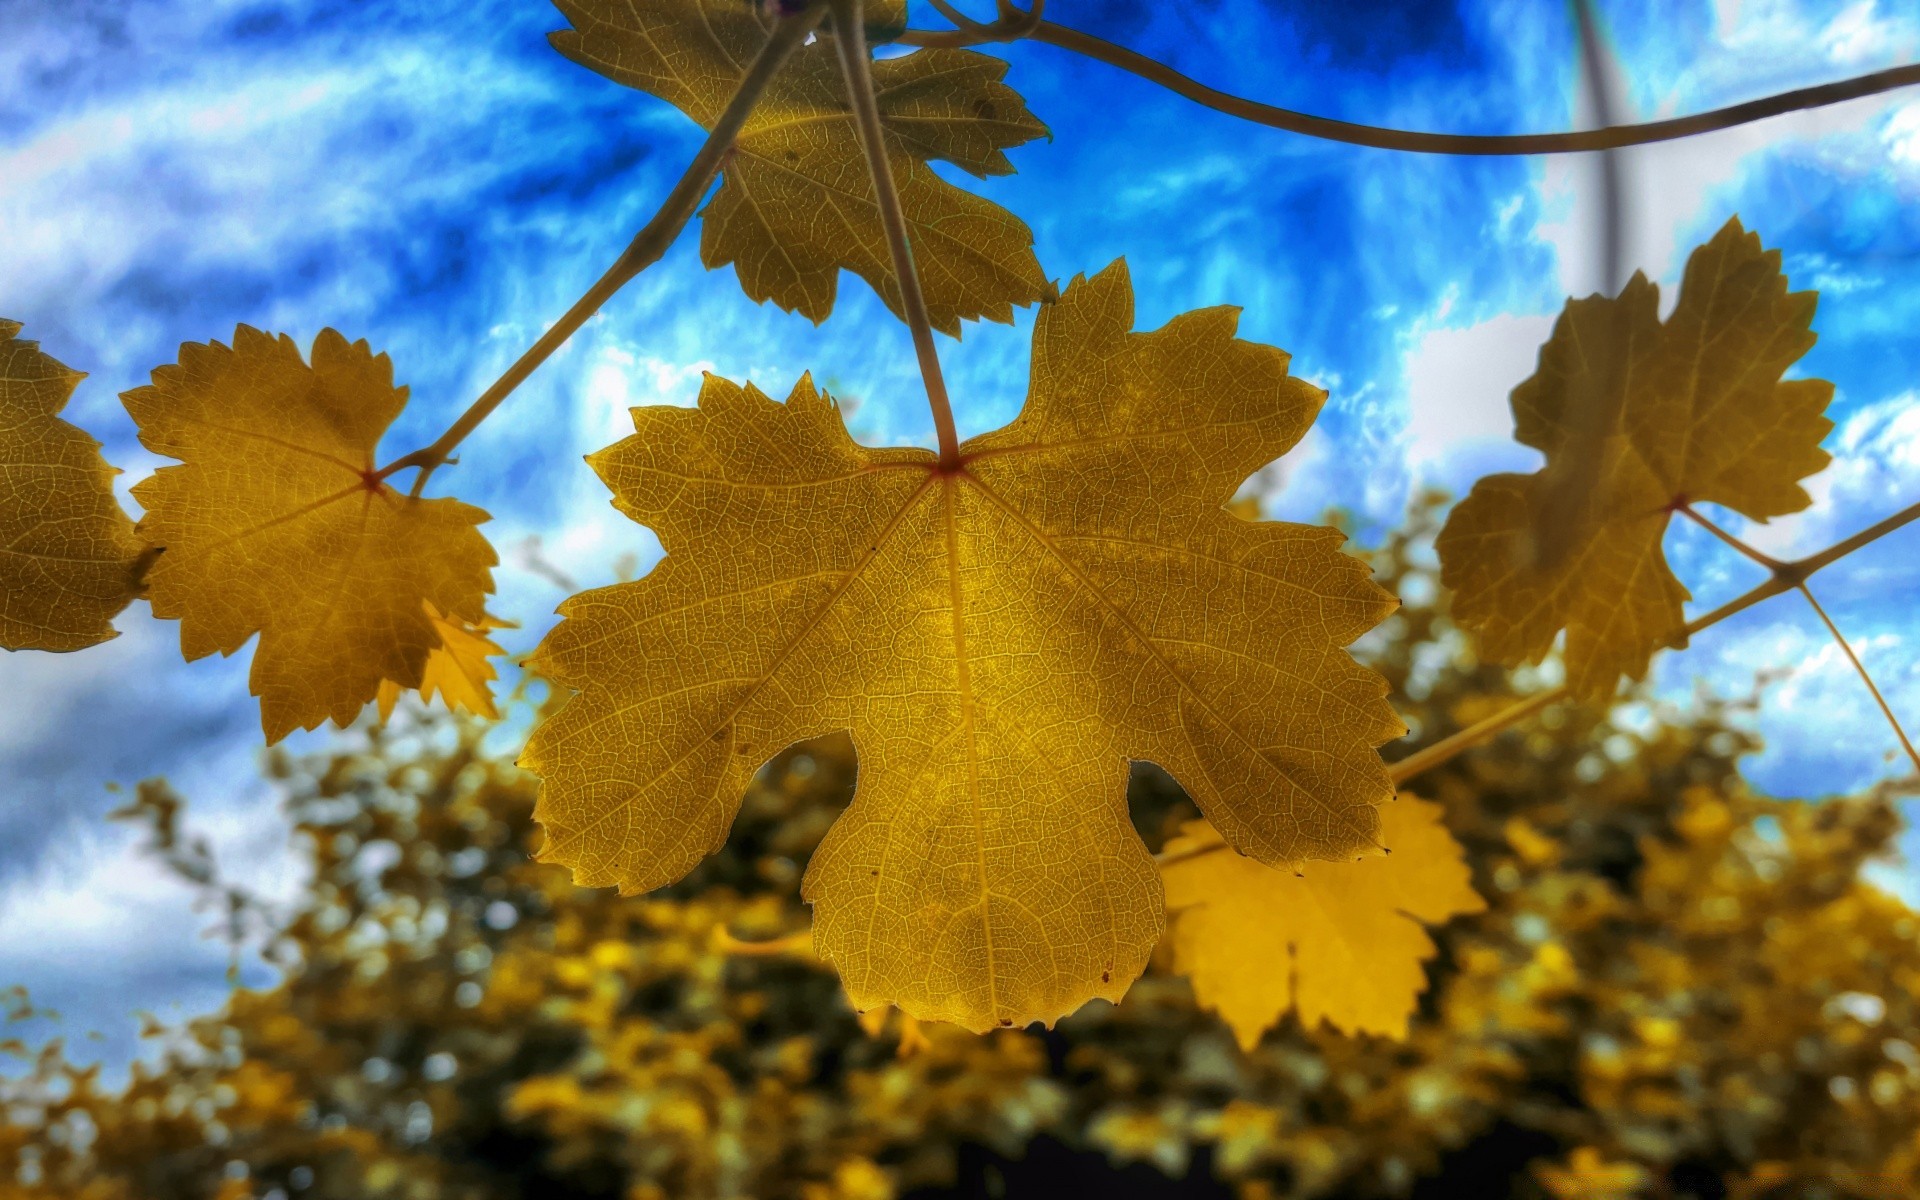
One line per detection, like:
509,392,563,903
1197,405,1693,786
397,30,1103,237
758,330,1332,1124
1401,312,1554,469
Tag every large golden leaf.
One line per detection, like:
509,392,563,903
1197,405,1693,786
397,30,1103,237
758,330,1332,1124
0,320,144,650
523,261,1400,1031
1160,796,1484,1047
551,0,1050,334
124,327,496,742
1436,217,1832,700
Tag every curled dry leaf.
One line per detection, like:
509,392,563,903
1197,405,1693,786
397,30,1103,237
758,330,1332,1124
1437,217,1833,700
0,320,144,651
123,327,496,742
551,0,1051,334
523,261,1399,1032
1160,796,1485,1048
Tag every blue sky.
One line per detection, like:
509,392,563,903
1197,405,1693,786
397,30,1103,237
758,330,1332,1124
4,0,1920,1066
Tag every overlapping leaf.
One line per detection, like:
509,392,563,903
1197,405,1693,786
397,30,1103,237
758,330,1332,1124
0,320,145,651
124,327,496,742
376,604,510,723
1437,217,1833,699
523,260,1400,1032
1160,796,1484,1047
551,0,1050,334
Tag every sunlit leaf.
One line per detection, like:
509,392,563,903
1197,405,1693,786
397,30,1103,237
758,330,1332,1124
124,327,496,742
0,320,143,651
523,260,1399,1031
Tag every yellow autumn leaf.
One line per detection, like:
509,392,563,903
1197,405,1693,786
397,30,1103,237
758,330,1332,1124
1436,217,1832,700
123,327,496,742
0,320,144,650
1161,796,1484,1048
375,604,510,723
523,260,1400,1032
551,0,1050,334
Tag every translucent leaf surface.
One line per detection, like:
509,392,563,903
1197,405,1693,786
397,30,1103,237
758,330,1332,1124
0,320,143,651
124,327,496,741
524,261,1399,1031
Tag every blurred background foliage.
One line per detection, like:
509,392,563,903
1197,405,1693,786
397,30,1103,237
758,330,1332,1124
4,497,1919,1200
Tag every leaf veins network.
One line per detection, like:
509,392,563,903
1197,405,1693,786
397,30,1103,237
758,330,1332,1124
124,327,497,742
523,261,1401,1032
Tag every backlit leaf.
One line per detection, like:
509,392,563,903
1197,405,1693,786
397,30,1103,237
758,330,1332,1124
0,320,144,650
124,327,496,742
1160,796,1485,1047
1436,217,1832,699
523,260,1400,1032
551,0,1051,334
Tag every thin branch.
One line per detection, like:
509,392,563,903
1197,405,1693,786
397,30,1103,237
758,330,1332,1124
1388,685,1569,786
1392,497,1920,786
1796,582,1920,774
830,0,962,468
377,3,826,496
890,18,1920,156
1678,503,1783,571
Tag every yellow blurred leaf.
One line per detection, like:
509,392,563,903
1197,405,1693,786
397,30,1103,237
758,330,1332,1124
0,320,144,650
1436,217,1832,700
123,327,496,742
550,0,1050,334
375,604,509,722
1160,796,1484,1047
523,260,1398,1033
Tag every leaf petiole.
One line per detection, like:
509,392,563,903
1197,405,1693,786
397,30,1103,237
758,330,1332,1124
376,1,828,498
827,0,962,469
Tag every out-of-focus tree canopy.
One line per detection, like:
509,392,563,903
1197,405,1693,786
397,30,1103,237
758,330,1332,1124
5,500,1917,1200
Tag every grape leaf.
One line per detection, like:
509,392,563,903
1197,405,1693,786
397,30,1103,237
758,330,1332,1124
1436,217,1832,699
523,260,1400,1032
0,320,144,650
123,327,496,742
375,603,509,723
550,0,1050,334
1160,796,1484,1048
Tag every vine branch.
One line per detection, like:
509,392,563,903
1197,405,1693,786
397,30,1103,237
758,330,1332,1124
1389,497,1920,788
893,15,1920,156
376,2,826,496
1796,582,1920,774
830,0,962,469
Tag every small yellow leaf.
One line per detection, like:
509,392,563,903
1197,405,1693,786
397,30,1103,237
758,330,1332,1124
551,0,1050,334
0,320,144,650
1160,796,1485,1048
523,260,1400,1033
1437,217,1832,701
123,327,496,742
375,604,510,723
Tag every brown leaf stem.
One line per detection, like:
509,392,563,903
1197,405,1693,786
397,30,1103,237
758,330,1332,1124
1678,503,1784,571
1795,582,1920,774
893,18,1920,156
377,2,827,496
828,0,962,469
